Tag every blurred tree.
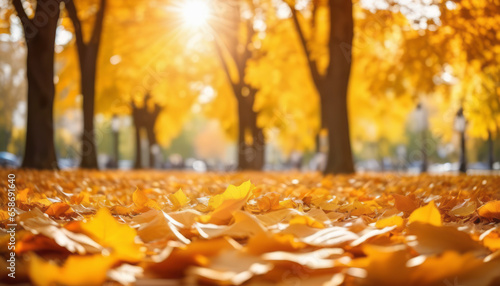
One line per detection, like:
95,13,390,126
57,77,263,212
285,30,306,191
131,94,162,168
211,0,265,170
0,40,26,151
398,0,500,169
287,0,354,174
65,0,106,169
10,0,62,169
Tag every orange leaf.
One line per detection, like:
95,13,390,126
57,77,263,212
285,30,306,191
393,194,419,213
478,200,500,220
289,215,324,228
45,202,73,217
408,201,442,226
81,208,144,262
29,253,117,286
375,215,404,229
133,188,161,212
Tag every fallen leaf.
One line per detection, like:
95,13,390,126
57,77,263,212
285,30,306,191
45,202,74,217
408,222,487,255
81,208,144,261
478,200,500,220
19,209,101,254
449,199,477,217
392,194,420,213
289,214,325,228
29,253,117,286
200,181,254,225
375,215,404,229
168,189,190,209
133,188,161,212
408,201,442,226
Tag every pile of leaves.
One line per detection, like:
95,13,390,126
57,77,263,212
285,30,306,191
1,170,500,286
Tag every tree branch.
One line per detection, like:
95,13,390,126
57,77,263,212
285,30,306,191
325,0,353,79
89,0,106,45
12,0,31,32
238,20,254,83
214,37,240,97
289,5,321,85
65,0,86,59
152,103,162,118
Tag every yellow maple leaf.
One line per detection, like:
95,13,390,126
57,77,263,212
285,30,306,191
29,254,117,286
169,189,189,209
81,208,143,261
16,188,31,203
289,215,325,228
0,210,9,221
375,215,404,229
208,180,255,210
408,201,442,226
133,188,161,212
70,191,91,206
200,181,255,225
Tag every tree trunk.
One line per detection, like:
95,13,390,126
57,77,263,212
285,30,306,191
79,58,99,168
320,86,354,174
146,120,158,168
488,130,494,170
18,0,60,169
133,120,142,169
321,0,354,174
67,0,106,169
237,90,265,170
132,103,143,169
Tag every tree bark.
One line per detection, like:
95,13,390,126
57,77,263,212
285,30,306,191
79,68,99,168
488,130,494,170
236,89,265,170
321,0,354,174
67,0,106,169
145,104,161,168
132,103,143,169
146,124,157,168
14,0,60,169
131,96,161,169
213,4,265,171
291,0,355,174
319,84,354,174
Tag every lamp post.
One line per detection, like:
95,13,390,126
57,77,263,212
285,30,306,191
111,115,120,169
414,103,429,173
454,107,466,173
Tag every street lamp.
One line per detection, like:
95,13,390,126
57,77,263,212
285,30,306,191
111,115,120,169
454,107,467,173
414,103,429,173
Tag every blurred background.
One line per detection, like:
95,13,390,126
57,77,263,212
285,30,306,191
0,0,498,173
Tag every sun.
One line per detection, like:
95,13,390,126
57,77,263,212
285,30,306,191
180,0,211,28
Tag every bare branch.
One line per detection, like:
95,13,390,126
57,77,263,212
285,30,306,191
65,0,85,57
214,37,239,97
238,20,254,82
12,0,31,32
289,5,321,85
89,0,106,45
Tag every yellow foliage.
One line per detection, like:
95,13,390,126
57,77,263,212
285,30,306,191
169,189,190,209
29,254,116,286
375,215,404,229
81,208,144,262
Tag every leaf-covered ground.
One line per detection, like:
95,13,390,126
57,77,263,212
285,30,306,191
1,170,500,286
